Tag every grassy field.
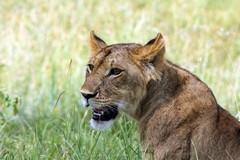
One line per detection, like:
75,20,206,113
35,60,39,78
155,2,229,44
0,0,239,159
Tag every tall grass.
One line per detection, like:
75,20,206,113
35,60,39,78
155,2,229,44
0,0,239,159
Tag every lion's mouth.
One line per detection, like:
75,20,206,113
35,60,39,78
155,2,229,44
92,106,118,121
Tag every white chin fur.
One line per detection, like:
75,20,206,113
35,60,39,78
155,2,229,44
117,102,126,111
90,118,114,131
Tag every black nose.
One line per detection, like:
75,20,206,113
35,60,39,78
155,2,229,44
81,92,98,100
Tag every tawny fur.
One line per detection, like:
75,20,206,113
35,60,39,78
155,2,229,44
81,32,240,160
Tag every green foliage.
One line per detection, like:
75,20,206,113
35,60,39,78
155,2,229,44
0,0,239,159
0,90,19,124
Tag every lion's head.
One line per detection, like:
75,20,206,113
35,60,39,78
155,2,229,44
81,31,165,130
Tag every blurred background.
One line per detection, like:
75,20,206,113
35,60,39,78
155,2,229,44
0,0,239,159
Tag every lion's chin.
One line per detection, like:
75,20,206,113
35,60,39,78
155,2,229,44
90,118,114,131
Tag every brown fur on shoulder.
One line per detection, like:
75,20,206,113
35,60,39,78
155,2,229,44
81,32,240,160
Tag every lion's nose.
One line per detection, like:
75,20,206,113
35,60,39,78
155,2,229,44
81,91,98,101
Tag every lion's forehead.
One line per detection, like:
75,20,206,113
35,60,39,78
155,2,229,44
90,47,131,68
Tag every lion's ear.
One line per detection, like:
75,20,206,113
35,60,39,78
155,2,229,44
137,33,165,69
89,31,107,56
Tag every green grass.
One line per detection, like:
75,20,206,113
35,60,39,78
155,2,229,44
0,0,239,159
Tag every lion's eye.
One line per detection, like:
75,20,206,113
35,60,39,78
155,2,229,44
109,68,122,76
87,64,94,73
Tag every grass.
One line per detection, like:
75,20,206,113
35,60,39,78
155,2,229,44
0,0,239,159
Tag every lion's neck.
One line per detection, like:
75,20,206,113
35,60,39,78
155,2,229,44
135,60,183,121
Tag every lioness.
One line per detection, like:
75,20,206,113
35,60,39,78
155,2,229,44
80,31,240,159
